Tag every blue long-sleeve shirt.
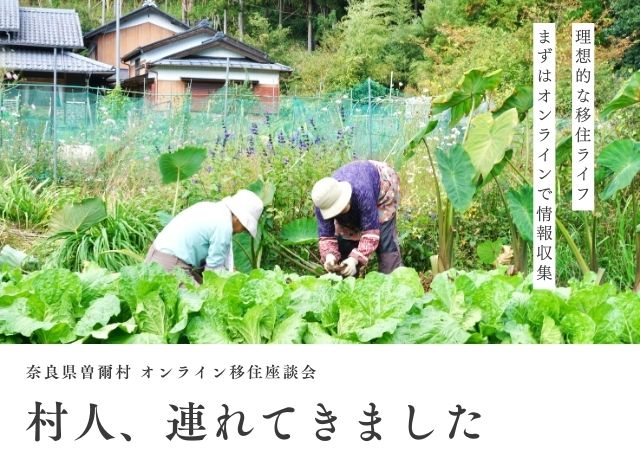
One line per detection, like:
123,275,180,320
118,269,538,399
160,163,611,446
153,201,233,270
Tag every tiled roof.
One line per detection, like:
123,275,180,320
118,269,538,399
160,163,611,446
0,47,114,73
0,0,20,32
84,4,187,39
152,58,293,73
0,7,84,49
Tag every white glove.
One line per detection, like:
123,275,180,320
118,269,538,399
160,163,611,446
340,257,358,277
323,254,338,272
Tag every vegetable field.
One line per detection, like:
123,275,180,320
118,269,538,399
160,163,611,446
1,66,640,345
1,263,639,344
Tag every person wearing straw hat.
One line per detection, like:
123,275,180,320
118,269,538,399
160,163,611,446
312,160,402,277
145,189,264,283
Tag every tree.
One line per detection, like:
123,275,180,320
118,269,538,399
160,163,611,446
336,0,422,86
603,0,640,70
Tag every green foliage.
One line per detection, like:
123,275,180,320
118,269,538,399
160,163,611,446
331,0,424,87
431,68,502,126
463,108,518,178
158,146,207,184
463,0,537,31
435,144,476,212
506,185,533,242
279,218,318,245
0,166,69,230
3,262,640,344
477,240,503,265
603,0,640,70
47,200,160,272
600,71,640,119
494,85,533,121
49,198,107,234
597,139,640,200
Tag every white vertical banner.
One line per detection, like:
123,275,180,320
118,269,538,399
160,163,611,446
572,23,595,211
533,24,556,289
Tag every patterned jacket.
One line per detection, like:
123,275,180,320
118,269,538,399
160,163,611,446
315,160,399,265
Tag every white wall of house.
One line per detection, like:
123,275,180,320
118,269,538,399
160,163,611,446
155,66,280,85
139,33,214,63
198,47,246,59
118,12,187,34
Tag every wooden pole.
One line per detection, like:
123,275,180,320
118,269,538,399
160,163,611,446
52,47,58,181
115,0,121,87
307,0,313,52
238,0,244,39
223,8,227,34
278,0,283,27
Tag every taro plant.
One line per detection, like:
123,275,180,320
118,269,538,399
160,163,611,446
401,68,521,275
596,70,640,290
158,146,207,216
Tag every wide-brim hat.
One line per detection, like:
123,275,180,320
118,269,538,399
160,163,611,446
311,177,352,219
222,189,264,237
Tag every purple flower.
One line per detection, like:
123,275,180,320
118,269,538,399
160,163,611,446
250,122,259,135
277,131,286,144
206,166,212,173
247,136,256,156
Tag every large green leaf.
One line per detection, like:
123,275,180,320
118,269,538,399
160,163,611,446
477,149,513,190
494,86,533,121
556,135,572,167
378,306,471,344
540,316,564,344
477,240,503,265
270,313,307,344
233,231,256,273
158,146,207,184
303,323,356,344
435,144,477,212
398,119,438,168
432,68,503,126
0,246,28,269
506,185,533,242
337,269,421,342
247,179,275,206
279,217,318,245
49,198,107,234
600,71,640,119
597,139,640,200
464,108,519,178
74,294,121,337
0,298,54,337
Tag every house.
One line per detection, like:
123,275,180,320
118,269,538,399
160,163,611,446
121,26,292,106
84,1,292,105
0,0,114,86
84,0,188,82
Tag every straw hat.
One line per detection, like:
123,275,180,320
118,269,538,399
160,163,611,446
222,189,264,237
312,177,352,219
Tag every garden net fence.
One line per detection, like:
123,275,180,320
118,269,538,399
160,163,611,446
0,82,432,175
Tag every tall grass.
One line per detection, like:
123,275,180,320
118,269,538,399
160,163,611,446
45,201,161,272
0,165,71,230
